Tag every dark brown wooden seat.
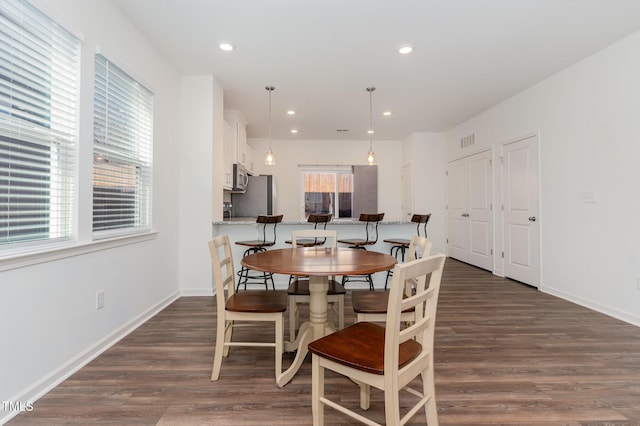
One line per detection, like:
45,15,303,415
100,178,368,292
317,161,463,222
338,212,384,290
352,235,431,324
287,279,346,297
225,290,288,313
308,321,421,375
235,214,283,290
209,235,287,384
309,254,446,425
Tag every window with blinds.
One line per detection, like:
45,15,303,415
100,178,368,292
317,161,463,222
93,54,153,235
0,0,80,248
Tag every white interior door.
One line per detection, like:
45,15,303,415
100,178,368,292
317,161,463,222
447,160,467,260
447,150,493,270
503,135,540,287
467,151,493,270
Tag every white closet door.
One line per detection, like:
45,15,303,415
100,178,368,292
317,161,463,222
447,150,493,271
503,135,540,287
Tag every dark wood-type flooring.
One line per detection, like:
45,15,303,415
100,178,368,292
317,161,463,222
9,259,640,425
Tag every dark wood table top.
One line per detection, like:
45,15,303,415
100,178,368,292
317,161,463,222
241,247,397,277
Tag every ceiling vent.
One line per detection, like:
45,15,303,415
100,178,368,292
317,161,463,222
460,133,475,149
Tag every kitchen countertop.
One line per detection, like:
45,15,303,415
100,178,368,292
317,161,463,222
213,217,412,225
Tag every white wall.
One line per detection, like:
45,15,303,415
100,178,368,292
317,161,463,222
447,31,640,326
178,76,224,295
248,138,404,221
403,133,447,254
0,0,181,418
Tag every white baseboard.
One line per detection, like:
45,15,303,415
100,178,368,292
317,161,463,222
0,290,180,425
540,285,640,327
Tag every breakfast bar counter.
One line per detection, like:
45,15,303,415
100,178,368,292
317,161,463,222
212,218,419,290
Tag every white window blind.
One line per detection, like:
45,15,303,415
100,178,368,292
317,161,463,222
93,54,153,235
0,0,80,247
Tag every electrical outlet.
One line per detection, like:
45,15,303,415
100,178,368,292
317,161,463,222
96,290,105,310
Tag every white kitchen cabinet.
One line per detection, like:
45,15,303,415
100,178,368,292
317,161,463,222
245,144,255,175
222,120,234,189
224,110,248,168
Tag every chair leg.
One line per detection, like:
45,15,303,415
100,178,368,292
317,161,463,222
423,367,439,425
384,384,401,426
223,319,233,356
337,296,344,330
359,381,371,410
312,355,325,426
275,315,284,384
211,318,229,381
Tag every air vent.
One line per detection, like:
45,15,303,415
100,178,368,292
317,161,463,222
460,133,475,149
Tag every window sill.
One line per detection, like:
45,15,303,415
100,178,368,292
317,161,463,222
0,231,158,272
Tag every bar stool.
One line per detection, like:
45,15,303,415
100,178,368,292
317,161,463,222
383,213,430,289
337,212,384,290
284,213,332,247
235,214,284,291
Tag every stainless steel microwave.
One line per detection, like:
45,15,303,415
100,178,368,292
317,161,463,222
232,164,249,192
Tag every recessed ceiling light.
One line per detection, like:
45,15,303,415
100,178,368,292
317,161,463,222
367,130,375,134
219,42,235,52
287,110,295,115
290,129,298,134
398,45,413,55
383,111,391,116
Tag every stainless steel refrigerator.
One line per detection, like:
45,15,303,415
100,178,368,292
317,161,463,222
231,175,275,217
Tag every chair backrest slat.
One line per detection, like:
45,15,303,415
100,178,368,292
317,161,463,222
384,253,446,374
291,229,337,248
209,235,236,312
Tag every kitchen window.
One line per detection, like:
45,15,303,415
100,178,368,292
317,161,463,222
299,165,378,220
0,0,80,249
300,166,353,219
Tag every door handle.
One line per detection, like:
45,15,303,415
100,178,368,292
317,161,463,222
528,216,536,222
461,213,469,218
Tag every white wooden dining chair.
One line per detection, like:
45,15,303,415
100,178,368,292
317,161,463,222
287,229,345,340
351,235,432,324
209,235,287,383
308,253,446,426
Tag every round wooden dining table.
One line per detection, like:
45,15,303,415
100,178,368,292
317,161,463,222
241,247,396,387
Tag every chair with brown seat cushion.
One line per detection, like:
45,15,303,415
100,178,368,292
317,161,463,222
287,229,345,340
308,253,446,425
209,235,287,384
351,235,432,324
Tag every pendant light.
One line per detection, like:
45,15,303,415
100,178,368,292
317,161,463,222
366,86,376,165
264,86,276,166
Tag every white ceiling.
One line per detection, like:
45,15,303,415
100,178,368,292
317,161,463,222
113,0,640,141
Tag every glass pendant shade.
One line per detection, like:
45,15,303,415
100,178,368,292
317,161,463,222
367,145,376,165
264,86,276,166
366,87,376,165
265,148,276,166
